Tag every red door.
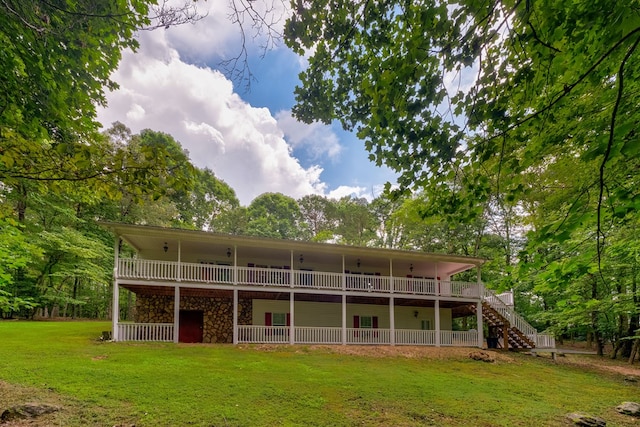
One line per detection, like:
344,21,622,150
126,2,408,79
179,310,203,343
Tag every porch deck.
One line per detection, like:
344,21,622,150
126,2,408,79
117,258,481,299
116,323,481,346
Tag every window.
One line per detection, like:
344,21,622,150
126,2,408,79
360,316,373,329
272,313,287,326
353,315,378,329
420,320,431,330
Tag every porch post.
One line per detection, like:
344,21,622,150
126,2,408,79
341,255,346,291
435,299,441,347
389,296,395,345
476,301,483,348
389,259,394,293
177,240,181,282
173,286,180,343
290,291,295,344
233,246,238,285
435,264,439,296
503,321,510,350
112,280,120,341
233,288,238,344
290,251,295,287
342,294,347,345
112,237,120,341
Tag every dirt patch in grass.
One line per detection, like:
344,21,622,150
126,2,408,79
0,381,135,427
552,353,640,378
0,381,66,426
241,344,518,362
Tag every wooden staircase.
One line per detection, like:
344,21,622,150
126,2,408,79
482,301,535,350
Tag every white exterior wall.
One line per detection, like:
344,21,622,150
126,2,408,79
252,300,453,330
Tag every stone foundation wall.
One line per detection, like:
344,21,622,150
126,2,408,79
135,294,253,343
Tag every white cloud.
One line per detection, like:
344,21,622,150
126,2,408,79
97,30,326,205
327,185,368,200
164,0,291,65
275,110,342,160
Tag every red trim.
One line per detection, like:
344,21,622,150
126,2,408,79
353,315,359,328
372,316,379,329
286,313,291,326
265,312,272,326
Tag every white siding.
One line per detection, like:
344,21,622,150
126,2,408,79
252,300,453,329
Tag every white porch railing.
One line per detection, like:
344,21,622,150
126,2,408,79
346,328,391,344
115,323,484,347
118,259,178,281
440,331,479,347
295,270,343,290
391,277,437,295
117,258,482,299
237,326,291,343
295,327,342,344
182,263,233,283
236,266,290,287
117,323,174,342
534,334,556,349
345,273,391,292
395,329,436,345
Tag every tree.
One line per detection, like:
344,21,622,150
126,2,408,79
246,193,308,240
1,1,201,188
334,197,377,246
284,0,639,248
298,194,338,242
284,0,640,352
170,168,239,231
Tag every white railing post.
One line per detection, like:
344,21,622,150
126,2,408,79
233,246,238,285
435,299,441,347
476,301,483,348
389,296,395,345
342,294,347,345
233,289,238,345
289,291,295,345
389,259,394,293
177,240,181,282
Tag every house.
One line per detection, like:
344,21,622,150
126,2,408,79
103,222,555,349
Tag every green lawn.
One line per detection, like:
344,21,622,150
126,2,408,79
0,321,637,426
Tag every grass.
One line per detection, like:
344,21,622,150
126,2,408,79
0,321,638,426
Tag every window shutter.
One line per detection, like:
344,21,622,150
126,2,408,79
286,313,291,326
372,316,379,329
265,312,272,326
353,315,360,328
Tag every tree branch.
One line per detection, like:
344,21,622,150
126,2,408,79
489,26,640,141
597,35,640,271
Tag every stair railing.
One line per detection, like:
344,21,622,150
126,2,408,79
482,287,538,341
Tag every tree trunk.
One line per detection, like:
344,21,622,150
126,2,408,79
72,276,78,319
629,339,639,364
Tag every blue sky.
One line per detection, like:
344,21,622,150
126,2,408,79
96,2,397,205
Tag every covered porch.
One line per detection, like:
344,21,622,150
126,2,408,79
114,286,483,347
